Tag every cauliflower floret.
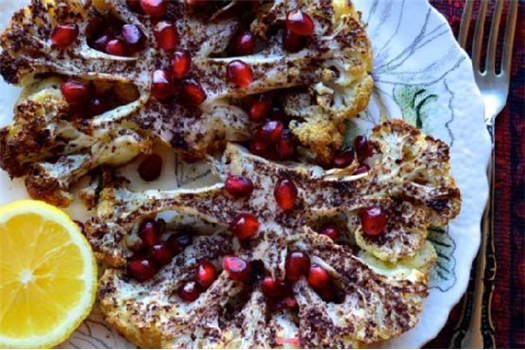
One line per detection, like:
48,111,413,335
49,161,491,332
367,119,462,226
289,231,427,347
352,200,429,263
0,77,70,177
97,234,236,349
339,119,461,261
0,78,152,206
359,241,438,278
24,128,151,206
254,0,374,163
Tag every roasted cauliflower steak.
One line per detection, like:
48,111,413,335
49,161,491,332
0,0,373,206
86,120,461,348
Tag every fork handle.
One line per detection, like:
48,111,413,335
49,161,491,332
451,141,497,349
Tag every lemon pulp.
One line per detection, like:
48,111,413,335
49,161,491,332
0,200,97,348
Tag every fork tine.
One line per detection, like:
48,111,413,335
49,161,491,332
472,0,488,71
458,0,474,49
502,0,518,76
485,0,504,73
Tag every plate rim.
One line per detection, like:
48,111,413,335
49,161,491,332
422,0,490,346
0,0,492,348
380,0,490,347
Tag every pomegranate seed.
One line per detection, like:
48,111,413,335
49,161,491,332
283,296,298,309
73,220,85,235
94,35,111,51
224,175,254,198
249,127,277,159
140,0,167,18
319,225,338,241
171,49,191,79
307,264,330,290
178,280,202,302
61,81,91,105
250,139,266,152
250,140,270,157
282,28,306,53
50,23,79,47
127,256,158,281
261,276,288,299
285,251,310,283
251,127,268,143
148,241,173,265
227,30,256,56
196,260,217,288
353,164,370,175
274,178,298,210
230,213,259,240
155,21,178,51
247,95,272,121
354,135,373,161
106,39,128,56
260,120,284,143
121,24,144,50
222,256,251,282
317,283,336,301
139,219,159,246
181,79,207,105
333,147,355,168
151,69,173,100
276,130,296,160
138,154,163,181
226,60,253,88
167,234,192,254
286,10,315,36
361,207,388,236
127,0,142,11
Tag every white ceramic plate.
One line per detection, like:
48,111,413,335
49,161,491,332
0,0,491,348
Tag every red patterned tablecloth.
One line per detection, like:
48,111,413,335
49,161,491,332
425,1,524,348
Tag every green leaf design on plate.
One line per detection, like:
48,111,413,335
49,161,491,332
393,85,438,133
342,119,365,149
428,226,457,292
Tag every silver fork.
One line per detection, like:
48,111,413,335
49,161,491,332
451,0,518,348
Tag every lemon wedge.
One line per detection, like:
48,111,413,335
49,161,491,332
0,200,97,348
